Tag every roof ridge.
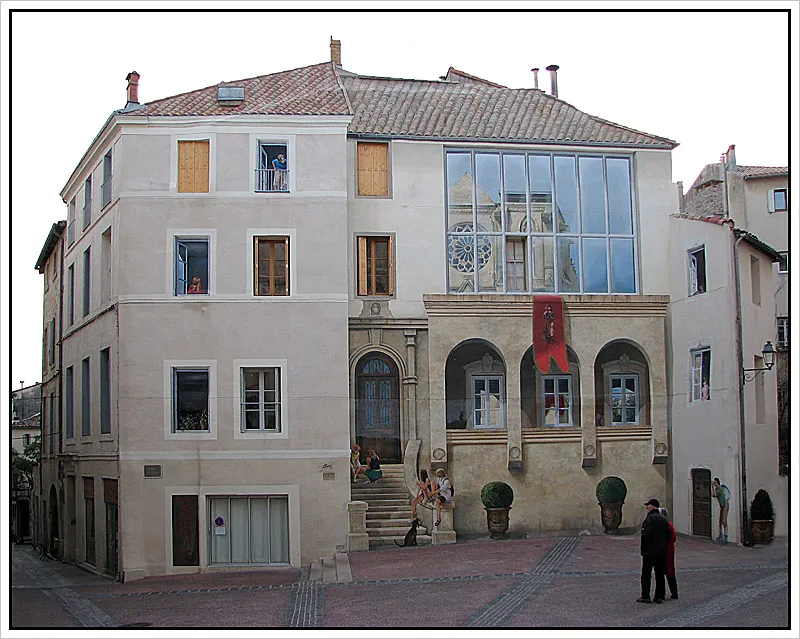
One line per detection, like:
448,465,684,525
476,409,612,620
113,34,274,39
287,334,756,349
331,61,354,116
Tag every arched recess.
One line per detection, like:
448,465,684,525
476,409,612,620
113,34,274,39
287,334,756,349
593,339,651,427
520,345,581,428
354,352,402,463
445,339,506,430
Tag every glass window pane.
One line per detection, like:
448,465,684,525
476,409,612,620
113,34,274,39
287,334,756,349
612,407,622,423
582,238,609,293
175,371,209,431
625,377,636,392
558,378,569,393
532,237,555,292
607,157,633,234
244,410,260,430
477,235,503,292
559,409,570,425
447,152,473,229
610,238,636,293
557,237,580,292
625,408,637,423
579,157,606,234
229,499,249,563
505,239,527,292
611,377,622,389
249,498,269,563
488,378,500,394
447,233,475,293
528,155,553,233
474,378,486,392
554,156,579,233
503,155,527,232
544,378,555,393
475,154,501,232
269,497,289,564
244,370,259,391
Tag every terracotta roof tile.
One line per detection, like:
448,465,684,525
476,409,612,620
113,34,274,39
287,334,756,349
343,76,677,148
734,165,789,179
137,62,352,117
671,212,730,226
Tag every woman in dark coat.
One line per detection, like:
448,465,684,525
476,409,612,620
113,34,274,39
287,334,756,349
661,508,678,599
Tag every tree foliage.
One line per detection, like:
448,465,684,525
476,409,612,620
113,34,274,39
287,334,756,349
12,436,40,496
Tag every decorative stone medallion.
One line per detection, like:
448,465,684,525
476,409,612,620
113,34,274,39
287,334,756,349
654,442,667,455
433,447,446,460
584,444,596,457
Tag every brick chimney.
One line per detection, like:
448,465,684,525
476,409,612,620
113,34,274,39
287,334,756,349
126,71,140,106
330,37,341,66
725,144,737,171
546,65,559,98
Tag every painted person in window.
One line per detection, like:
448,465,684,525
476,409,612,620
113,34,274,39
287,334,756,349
700,380,710,401
272,153,288,191
711,478,731,544
429,468,453,527
187,277,204,294
660,507,678,599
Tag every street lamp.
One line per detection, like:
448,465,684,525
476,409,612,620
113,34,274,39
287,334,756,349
742,341,776,384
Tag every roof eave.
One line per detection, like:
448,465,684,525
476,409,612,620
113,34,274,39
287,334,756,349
34,221,67,271
735,229,782,261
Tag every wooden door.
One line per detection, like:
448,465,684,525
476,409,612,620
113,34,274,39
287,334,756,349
356,354,401,463
105,503,118,577
691,468,712,538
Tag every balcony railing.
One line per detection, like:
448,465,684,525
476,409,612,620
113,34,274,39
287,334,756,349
255,168,290,193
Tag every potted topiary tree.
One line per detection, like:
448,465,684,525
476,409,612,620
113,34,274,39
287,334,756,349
749,489,774,544
481,481,514,539
596,476,627,534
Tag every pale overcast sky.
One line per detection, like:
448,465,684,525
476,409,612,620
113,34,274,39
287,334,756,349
1,5,795,388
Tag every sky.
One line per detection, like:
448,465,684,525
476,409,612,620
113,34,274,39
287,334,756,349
1,4,795,389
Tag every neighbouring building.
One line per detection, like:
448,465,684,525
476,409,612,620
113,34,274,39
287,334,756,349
11,382,42,542
670,147,788,543
36,40,687,580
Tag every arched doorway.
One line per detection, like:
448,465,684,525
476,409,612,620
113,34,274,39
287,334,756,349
355,353,401,463
48,485,59,556
445,340,506,430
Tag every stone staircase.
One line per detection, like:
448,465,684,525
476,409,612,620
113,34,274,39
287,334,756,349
350,463,432,549
309,551,352,583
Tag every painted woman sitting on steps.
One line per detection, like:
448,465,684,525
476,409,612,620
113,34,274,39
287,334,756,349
360,449,382,483
410,469,432,521
428,468,453,526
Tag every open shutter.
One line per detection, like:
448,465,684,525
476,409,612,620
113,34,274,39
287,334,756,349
357,143,370,195
358,237,368,295
388,236,395,295
767,190,775,213
253,237,260,296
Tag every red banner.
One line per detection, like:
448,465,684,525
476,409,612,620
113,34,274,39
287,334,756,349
533,295,569,374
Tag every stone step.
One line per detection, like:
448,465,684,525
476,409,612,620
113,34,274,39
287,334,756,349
322,555,337,584
309,560,322,582
365,516,419,526
369,535,432,549
365,505,412,514
361,499,410,508
334,551,352,583
366,526,418,537
351,490,409,500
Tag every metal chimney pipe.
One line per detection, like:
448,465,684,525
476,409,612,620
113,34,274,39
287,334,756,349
531,68,540,90
546,64,559,98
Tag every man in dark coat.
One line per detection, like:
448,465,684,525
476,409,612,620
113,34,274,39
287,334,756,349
637,498,671,604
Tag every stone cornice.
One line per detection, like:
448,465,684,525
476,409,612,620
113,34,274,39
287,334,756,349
349,317,428,330
423,294,670,318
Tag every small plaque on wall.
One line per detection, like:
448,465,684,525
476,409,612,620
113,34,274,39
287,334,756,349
144,464,162,479
322,472,335,481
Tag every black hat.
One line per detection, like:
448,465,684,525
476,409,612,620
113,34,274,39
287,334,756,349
644,498,660,508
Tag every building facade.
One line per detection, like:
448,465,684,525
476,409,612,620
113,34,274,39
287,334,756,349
37,42,689,580
671,147,788,543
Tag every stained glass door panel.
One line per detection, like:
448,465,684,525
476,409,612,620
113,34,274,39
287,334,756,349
356,355,400,462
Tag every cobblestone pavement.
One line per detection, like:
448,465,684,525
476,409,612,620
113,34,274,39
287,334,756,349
9,531,789,631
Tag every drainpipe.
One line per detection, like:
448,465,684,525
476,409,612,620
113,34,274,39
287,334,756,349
730,224,750,546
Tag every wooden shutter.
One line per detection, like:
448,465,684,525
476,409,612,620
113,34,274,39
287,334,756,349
387,236,395,295
358,236,368,295
357,142,389,196
178,141,210,193
767,190,775,213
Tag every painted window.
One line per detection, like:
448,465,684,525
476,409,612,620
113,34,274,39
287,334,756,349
689,246,706,296
67,198,76,246
445,150,636,294
208,496,289,565
771,188,788,212
82,247,91,317
81,357,91,436
357,236,394,296
177,140,210,193
254,237,290,296
174,238,209,296
65,366,74,439
100,348,111,434
777,252,788,274
256,143,289,192
543,375,572,426
750,255,761,305
101,151,113,208
83,176,92,230
67,264,75,326
357,142,389,196
173,369,209,432
473,375,504,428
777,317,789,349
610,374,639,425
240,368,282,432
691,348,711,402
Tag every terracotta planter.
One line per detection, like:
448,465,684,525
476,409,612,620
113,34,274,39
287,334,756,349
485,507,511,538
750,519,774,545
599,501,624,534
